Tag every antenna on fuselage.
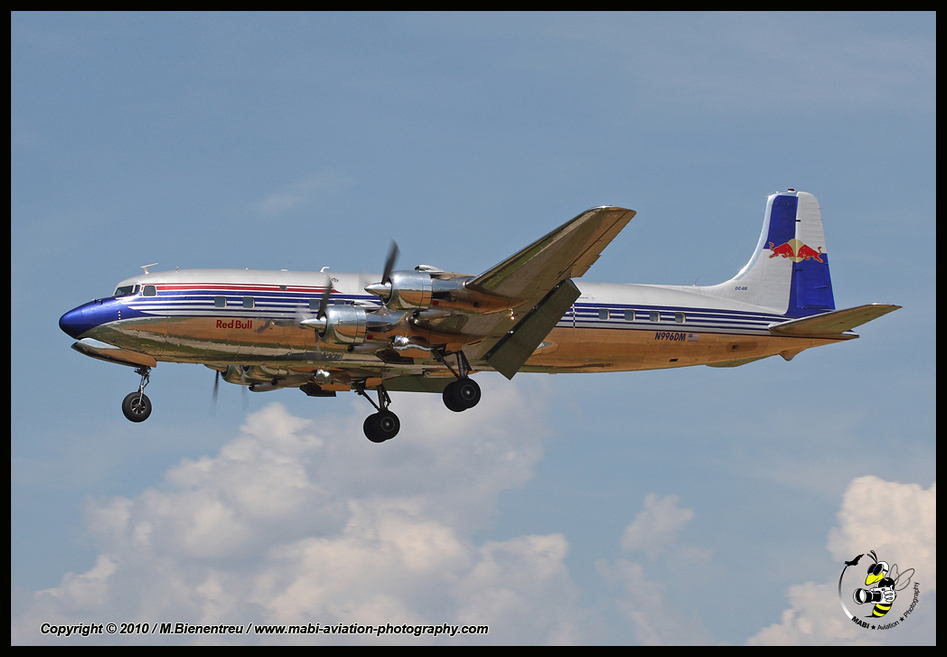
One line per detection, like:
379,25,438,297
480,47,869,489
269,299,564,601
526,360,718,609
140,263,158,274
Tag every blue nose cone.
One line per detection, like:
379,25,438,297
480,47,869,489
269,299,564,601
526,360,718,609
59,305,93,339
59,300,116,339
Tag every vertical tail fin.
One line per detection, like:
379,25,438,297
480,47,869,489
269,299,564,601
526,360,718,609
705,190,835,317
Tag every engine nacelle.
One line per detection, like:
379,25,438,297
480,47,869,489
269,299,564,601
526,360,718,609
365,270,508,314
386,270,433,311
320,305,368,345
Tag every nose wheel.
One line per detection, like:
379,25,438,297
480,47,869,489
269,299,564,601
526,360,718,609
122,366,153,422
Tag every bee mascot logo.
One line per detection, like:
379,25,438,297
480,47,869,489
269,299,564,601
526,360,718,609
838,550,918,631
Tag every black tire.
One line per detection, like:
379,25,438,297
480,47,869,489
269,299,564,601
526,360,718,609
443,377,481,412
122,391,152,422
364,409,400,443
455,377,481,409
443,381,467,412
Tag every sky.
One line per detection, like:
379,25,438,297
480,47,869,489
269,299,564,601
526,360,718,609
11,12,935,645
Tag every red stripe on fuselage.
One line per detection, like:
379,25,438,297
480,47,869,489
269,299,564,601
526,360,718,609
155,284,333,293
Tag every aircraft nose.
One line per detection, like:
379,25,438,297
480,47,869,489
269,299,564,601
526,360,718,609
59,306,91,339
59,301,115,339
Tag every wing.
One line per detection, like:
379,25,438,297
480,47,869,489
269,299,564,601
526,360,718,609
466,206,636,301
431,206,635,377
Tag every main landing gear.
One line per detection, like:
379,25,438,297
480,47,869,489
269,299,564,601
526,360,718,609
355,352,482,444
121,366,153,422
354,383,400,443
436,350,481,413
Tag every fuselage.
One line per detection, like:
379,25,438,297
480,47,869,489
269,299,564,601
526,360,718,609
56,192,897,441
59,268,841,378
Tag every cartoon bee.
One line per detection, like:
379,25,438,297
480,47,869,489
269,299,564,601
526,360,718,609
852,550,915,618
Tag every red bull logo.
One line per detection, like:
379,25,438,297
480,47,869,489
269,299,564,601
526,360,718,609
768,239,824,263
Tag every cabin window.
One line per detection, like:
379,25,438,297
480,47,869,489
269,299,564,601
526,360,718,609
214,296,227,308
310,297,340,310
243,296,255,309
649,311,660,322
624,309,635,322
675,312,686,324
598,308,610,321
143,285,157,297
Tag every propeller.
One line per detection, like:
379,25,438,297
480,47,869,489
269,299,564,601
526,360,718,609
364,240,399,302
317,275,333,320
210,367,249,414
298,276,334,335
210,370,220,416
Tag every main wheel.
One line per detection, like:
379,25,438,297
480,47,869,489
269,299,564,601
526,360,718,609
122,391,152,422
363,409,400,443
443,377,481,412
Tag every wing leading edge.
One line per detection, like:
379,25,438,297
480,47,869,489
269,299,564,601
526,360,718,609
466,206,635,301
460,206,635,374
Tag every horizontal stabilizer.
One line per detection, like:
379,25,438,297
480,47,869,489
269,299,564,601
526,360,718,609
768,303,900,338
71,338,158,368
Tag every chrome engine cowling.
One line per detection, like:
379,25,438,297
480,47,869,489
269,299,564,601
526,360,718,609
386,271,433,311
320,305,368,345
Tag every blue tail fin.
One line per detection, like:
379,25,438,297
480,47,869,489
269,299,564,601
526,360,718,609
706,190,835,317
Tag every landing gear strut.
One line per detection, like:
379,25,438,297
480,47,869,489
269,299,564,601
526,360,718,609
122,366,152,422
352,350,481,444
435,351,481,413
354,382,400,443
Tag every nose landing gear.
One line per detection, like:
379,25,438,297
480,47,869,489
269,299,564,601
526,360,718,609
122,366,153,422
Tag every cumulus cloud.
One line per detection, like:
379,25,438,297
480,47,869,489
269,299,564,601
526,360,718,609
620,493,697,560
11,380,588,645
13,387,935,646
601,494,714,645
827,477,936,584
747,477,936,645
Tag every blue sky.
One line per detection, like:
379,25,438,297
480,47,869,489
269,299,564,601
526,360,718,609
12,12,935,645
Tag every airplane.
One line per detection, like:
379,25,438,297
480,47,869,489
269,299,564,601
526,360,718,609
59,190,899,443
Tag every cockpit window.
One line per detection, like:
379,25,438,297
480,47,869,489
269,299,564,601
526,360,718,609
114,284,140,297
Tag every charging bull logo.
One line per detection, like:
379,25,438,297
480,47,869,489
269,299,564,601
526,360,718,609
768,239,824,263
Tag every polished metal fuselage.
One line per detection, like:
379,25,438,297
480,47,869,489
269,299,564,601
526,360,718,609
63,268,841,389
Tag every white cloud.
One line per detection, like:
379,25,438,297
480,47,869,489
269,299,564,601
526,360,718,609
827,476,936,584
600,559,714,646
12,380,590,645
747,476,936,645
254,170,354,216
620,493,696,560
15,389,934,646
601,494,714,645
